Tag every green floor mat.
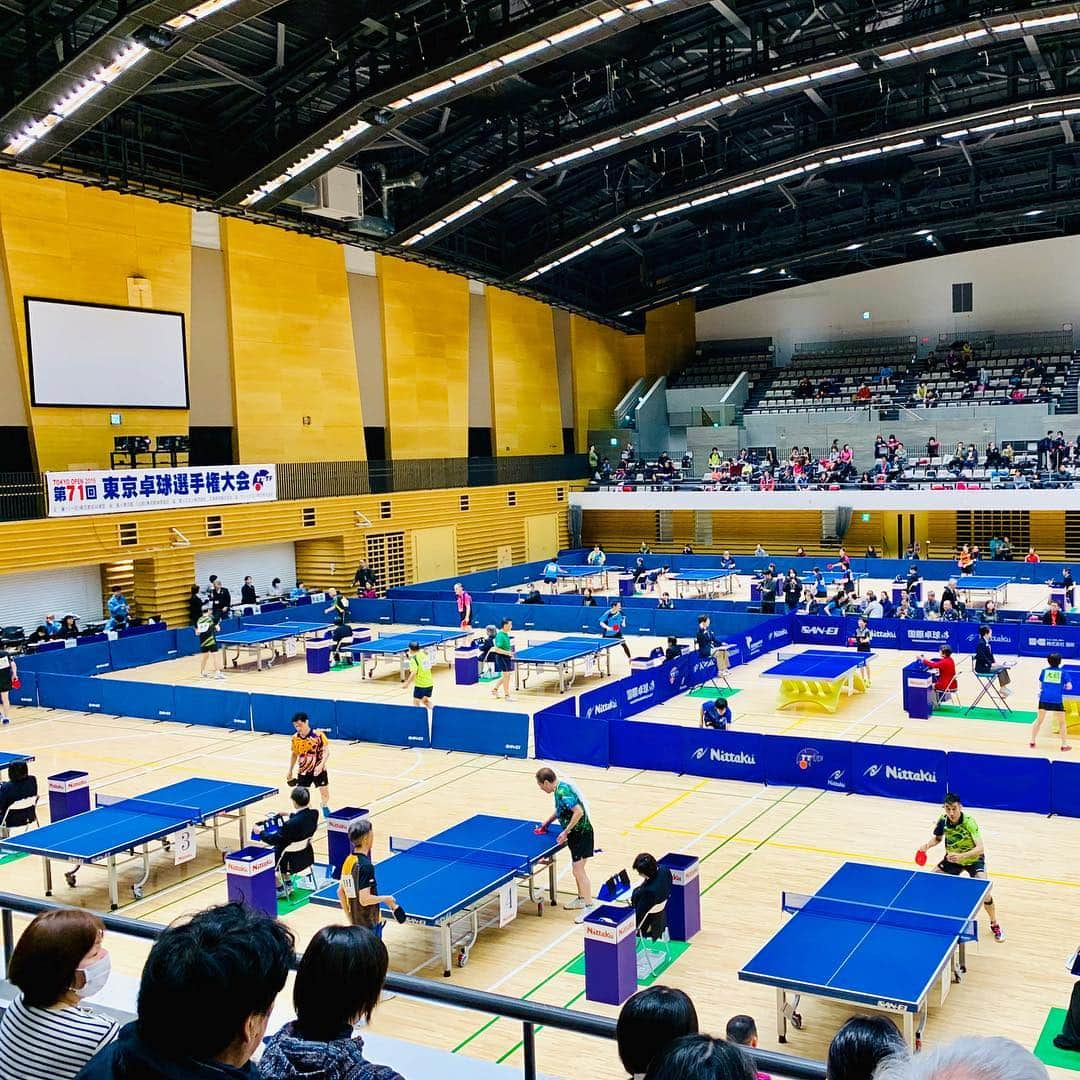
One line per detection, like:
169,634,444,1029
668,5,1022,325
565,940,690,986
1033,1008,1080,1071
0,852,27,868
933,704,1036,725
277,885,315,915
687,686,741,700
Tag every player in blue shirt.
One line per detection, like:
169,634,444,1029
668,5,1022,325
599,601,632,660
1030,652,1072,752
542,560,561,589
105,586,129,631
586,545,606,567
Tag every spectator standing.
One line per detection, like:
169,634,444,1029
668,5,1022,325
353,561,377,597
187,584,204,625
209,577,231,620
617,987,698,1080
587,545,606,566
240,577,257,606
927,436,940,458
105,586,129,631
260,926,403,1080
76,904,294,1080
1000,536,1013,560
0,908,117,1080
826,1015,906,1080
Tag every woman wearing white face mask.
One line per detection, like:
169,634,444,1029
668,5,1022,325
0,908,118,1079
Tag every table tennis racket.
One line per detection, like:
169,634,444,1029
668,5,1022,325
915,849,928,866
393,906,408,924
534,826,547,835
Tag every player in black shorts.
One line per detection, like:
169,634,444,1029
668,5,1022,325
287,712,332,818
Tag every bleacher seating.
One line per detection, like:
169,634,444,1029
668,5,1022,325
746,345,914,414
669,343,773,389
911,345,1075,408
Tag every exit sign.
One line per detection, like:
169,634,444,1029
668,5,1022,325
860,513,871,522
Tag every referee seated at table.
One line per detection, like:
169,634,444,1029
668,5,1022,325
0,760,37,834
255,787,319,894
630,853,672,939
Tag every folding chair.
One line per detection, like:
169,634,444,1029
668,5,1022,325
966,661,1011,717
277,838,316,895
0,795,39,839
636,899,671,979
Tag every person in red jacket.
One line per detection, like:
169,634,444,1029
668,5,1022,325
920,644,958,704
1026,547,1041,563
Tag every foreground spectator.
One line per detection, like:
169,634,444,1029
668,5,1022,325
872,1036,1048,1079
0,758,38,827
725,1016,770,1079
617,987,698,1078
0,909,118,1079
77,903,294,1079
260,925,402,1080
644,1034,755,1079
827,1015,906,1079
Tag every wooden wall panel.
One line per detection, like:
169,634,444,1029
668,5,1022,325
378,255,469,459
486,288,562,455
0,172,191,471
221,219,364,464
568,316,641,451
645,299,695,378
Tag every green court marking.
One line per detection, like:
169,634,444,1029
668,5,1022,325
479,673,500,683
0,852,28,868
933,704,1036,725
1033,1008,1080,1071
564,940,690,984
276,885,315,916
687,686,742,700
495,989,587,1064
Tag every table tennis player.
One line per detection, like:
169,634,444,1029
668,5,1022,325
536,767,596,922
287,712,332,819
338,817,406,935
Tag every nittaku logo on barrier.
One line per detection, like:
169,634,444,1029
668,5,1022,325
769,628,789,641
801,624,840,637
586,699,619,719
692,747,757,765
828,769,846,789
871,629,898,642
864,764,939,783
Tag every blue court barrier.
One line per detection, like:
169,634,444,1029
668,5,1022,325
947,751,1051,814
851,743,949,803
1051,761,1080,817
347,599,395,624
94,680,176,722
251,693,337,738
1018,624,1080,659
36,673,100,712
578,682,623,722
173,686,252,730
534,700,610,768
763,735,851,792
109,631,180,671
174,628,202,657
431,705,529,758
9,671,36,707
609,719,767,783
18,641,112,676
335,700,430,747
390,600,436,626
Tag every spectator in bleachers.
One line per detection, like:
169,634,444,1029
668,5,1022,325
1043,601,1067,627
985,443,1003,468
795,376,813,399
617,987,699,1079
1039,431,1055,470
925,386,939,406
644,1035,756,1080
0,907,118,1079
78,903,295,1080
979,600,999,624
827,1015,907,1080
759,472,775,492
871,1035,1048,1080
1010,386,1026,403
914,382,928,404
1054,431,1068,471
923,590,941,618
926,436,940,458
853,383,872,404
840,444,854,466
57,615,80,640
259,925,402,1080
707,448,722,469
879,362,894,387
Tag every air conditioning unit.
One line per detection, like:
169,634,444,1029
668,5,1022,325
287,166,361,221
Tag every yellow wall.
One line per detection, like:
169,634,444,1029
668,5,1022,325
0,172,191,471
645,299,695,378
221,219,364,464
378,255,469,459
569,315,642,451
486,288,562,455
0,480,571,627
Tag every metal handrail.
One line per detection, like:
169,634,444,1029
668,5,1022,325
0,892,826,1080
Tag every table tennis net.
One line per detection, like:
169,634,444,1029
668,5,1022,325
390,837,533,872
95,794,201,823
783,892,978,941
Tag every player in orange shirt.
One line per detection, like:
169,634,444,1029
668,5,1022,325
287,711,332,818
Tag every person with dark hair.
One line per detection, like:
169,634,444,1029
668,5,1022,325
187,584,204,626
0,642,16,725
600,600,632,661
617,987,699,1079
287,712,332,819
105,586,129,632
259,925,403,1080
338,817,404,933
0,908,117,1078
403,641,435,727
255,787,319,896
536,766,596,921
1031,653,1072,752
631,853,672,938
975,625,1012,696
77,903,295,1079
323,587,354,664
825,1015,906,1080
0,758,37,825
644,1034,755,1080
240,576,258,606
725,1016,770,1080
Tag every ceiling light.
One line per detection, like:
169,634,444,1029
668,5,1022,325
747,267,766,274
879,48,913,62
993,21,1023,32
619,309,633,316
811,62,860,80
687,284,706,292
764,74,811,92
1024,209,1046,216
844,242,864,250
779,268,788,275
913,228,932,235
1022,12,1079,29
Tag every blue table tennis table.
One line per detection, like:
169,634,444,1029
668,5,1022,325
668,569,737,599
311,814,564,975
345,626,473,680
217,620,333,670
0,752,33,771
739,862,989,1048
514,634,624,693
1,777,276,909
819,570,868,590
954,575,1013,605
760,648,874,712
545,565,623,593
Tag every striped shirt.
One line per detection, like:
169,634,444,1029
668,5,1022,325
0,994,118,1079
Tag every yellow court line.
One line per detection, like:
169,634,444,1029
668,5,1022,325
634,779,709,828
779,716,807,735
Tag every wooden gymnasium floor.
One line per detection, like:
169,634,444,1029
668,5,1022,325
1,568,1078,1079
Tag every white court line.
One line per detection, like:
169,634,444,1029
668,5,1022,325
682,790,767,850
838,692,898,739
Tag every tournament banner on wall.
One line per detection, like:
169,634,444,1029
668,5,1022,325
45,465,277,517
